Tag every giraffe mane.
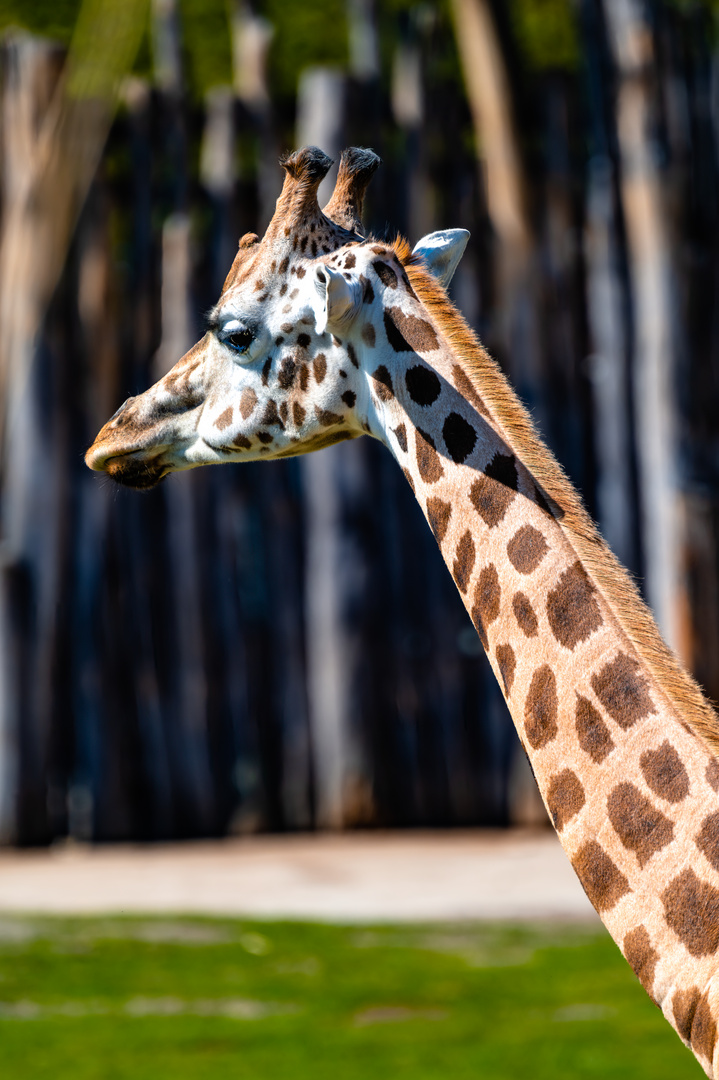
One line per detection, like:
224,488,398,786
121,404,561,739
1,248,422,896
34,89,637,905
392,236,719,757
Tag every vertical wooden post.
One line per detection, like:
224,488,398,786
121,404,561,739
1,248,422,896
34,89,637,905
602,0,683,651
449,0,547,826
296,68,379,828
449,0,542,406
296,68,345,206
579,0,638,574
584,157,635,568
150,0,218,833
201,85,237,296
0,35,65,843
390,13,431,241
230,1,279,226
0,1,147,841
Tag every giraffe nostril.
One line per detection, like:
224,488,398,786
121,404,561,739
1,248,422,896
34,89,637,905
109,397,135,426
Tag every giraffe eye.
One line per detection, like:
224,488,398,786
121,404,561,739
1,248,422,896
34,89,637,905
223,327,253,355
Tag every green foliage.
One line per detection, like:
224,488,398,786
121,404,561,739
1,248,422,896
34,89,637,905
510,0,579,72
3,0,717,102
0,0,234,99
67,0,149,101
666,0,719,12
0,916,702,1079
0,0,351,101
0,0,149,98
178,0,233,98
259,0,348,101
0,0,81,44
0,0,582,99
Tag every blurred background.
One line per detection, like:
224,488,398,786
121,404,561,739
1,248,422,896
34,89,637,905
0,0,718,847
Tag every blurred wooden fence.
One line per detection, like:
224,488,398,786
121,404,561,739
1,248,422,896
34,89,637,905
1,0,719,844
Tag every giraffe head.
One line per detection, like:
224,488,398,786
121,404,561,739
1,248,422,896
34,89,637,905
85,146,468,487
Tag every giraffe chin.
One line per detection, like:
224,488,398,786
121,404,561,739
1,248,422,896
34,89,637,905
104,455,168,490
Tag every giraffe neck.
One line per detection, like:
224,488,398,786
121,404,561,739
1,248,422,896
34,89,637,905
366,255,719,1076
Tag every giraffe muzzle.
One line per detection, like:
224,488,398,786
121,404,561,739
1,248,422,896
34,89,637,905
101,450,170,489
85,435,173,488
85,392,187,484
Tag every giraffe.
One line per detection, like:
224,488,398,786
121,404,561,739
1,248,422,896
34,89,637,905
87,145,719,1076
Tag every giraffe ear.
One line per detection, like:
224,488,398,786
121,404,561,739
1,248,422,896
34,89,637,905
311,265,362,334
412,229,470,287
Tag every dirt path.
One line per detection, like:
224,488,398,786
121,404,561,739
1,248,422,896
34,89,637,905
0,829,597,922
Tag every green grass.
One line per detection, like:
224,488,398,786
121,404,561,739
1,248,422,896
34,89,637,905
0,916,702,1079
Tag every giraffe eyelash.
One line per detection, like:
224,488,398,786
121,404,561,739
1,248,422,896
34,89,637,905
204,309,221,335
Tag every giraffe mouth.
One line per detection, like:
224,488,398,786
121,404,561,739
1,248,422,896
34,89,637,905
103,453,169,490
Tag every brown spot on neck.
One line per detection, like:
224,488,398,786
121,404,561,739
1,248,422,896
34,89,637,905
591,653,656,730
373,260,397,288
524,665,558,750
547,561,604,651
384,307,439,354
469,453,518,528
426,497,452,544
623,926,658,999
640,741,689,803
607,782,674,867
696,812,719,873
673,986,701,1043
507,525,548,574
575,695,614,763
415,428,444,484
405,364,441,406
512,592,538,638
360,275,375,304
452,363,489,417
572,840,630,912
496,643,516,697
442,413,477,464
689,992,718,1063
547,769,585,831
452,531,476,594
662,868,719,957
708,759,719,791
471,564,500,649
392,423,408,454
371,364,394,402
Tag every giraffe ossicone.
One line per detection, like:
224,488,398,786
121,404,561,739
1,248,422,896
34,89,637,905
87,146,719,1078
